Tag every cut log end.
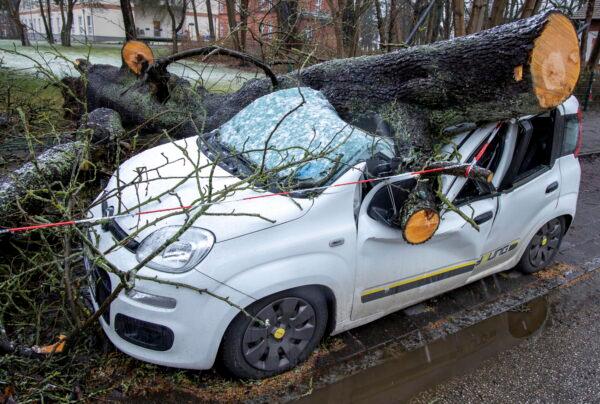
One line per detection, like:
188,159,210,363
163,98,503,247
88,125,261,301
402,209,441,244
530,13,580,108
122,40,154,75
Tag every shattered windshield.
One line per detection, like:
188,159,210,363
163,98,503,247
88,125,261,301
217,87,395,184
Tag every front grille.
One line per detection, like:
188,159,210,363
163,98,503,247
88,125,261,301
101,200,140,252
87,258,112,324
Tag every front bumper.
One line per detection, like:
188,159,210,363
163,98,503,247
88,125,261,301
84,225,248,370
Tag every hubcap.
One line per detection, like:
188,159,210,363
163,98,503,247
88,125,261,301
242,297,317,371
529,219,561,267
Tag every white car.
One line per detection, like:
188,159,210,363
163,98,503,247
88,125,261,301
86,88,582,379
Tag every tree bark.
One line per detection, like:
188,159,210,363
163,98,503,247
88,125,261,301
579,0,597,64
79,12,580,144
120,0,137,41
451,0,465,37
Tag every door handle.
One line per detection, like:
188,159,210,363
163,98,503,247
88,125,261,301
545,181,559,194
474,211,494,225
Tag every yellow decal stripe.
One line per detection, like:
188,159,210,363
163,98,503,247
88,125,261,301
362,260,478,298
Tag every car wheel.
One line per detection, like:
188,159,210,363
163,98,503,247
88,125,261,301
517,217,564,274
220,287,328,379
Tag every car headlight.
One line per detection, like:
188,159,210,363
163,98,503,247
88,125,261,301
136,226,214,273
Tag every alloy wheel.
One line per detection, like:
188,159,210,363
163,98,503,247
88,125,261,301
242,297,317,371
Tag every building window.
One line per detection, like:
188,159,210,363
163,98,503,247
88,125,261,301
87,15,92,31
78,16,84,33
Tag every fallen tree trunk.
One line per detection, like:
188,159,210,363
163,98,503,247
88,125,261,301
74,11,579,142
0,109,125,229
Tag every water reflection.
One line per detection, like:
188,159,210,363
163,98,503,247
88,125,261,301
298,298,548,404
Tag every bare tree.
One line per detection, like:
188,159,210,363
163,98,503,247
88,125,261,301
120,0,137,40
57,0,77,46
37,0,54,43
165,0,188,53
3,0,29,46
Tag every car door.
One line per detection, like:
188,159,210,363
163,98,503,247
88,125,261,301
473,111,563,276
351,125,505,321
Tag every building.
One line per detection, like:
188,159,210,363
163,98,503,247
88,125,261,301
19,0,219,43
573,1,600,66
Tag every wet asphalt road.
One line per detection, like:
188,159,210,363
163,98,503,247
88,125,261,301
411,269,600,403
409,158,600,400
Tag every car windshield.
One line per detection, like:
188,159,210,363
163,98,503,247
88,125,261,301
217,87,395,184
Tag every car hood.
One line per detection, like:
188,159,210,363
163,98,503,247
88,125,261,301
98,136,313,242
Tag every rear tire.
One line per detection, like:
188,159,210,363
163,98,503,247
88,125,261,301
517,217,564,274
220,287,328,379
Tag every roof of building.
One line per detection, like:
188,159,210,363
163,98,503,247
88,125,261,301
573,2,600,20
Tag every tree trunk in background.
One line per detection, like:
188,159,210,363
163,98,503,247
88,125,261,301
443,0,451,39
205,0,215,40
5,0,29,46
165,0,188,53
386,0,398,50
374,0,386,50
38,0,54,44
452,0,465,36
60,0,76,47
120,0,137,41
486,0,507,28
520,0,537,18
326,0,345,57
466,0,485,34
191,0,202,41
239,0,249,51
579,0,597,64
225,0,241,51
275,0,300,51
587,34,600,72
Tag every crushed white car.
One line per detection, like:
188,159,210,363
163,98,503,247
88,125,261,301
86,88,582,378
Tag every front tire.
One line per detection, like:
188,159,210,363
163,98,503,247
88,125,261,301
220,287,328,379
517,217,564,274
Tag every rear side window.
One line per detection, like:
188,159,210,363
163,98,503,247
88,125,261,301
561,114,579,155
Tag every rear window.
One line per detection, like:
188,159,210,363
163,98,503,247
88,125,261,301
562,114,579,155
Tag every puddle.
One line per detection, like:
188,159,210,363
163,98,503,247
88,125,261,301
298,297,548,403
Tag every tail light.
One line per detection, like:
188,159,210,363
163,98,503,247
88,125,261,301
574,108,583,157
